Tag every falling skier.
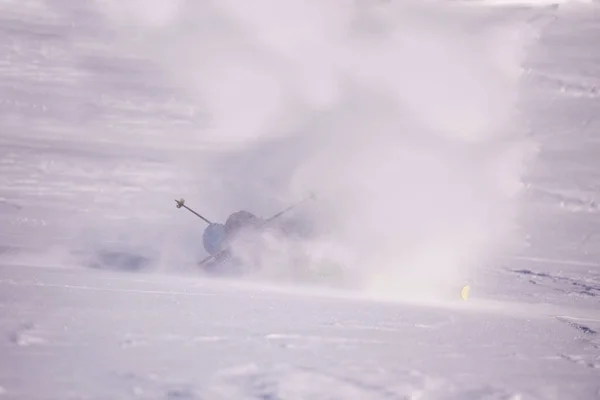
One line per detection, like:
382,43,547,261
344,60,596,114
174,195,314,274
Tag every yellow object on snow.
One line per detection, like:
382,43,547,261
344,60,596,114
461,285,470,300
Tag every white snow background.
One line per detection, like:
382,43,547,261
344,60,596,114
1,0,599,398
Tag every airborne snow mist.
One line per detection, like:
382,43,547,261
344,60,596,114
92,0,542,297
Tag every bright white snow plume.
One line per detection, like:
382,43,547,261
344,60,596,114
96,0,543,298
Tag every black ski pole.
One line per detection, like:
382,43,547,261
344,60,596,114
261,192,316,226
174,198,212,225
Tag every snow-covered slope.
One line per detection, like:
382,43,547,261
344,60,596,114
1,0,599,399
1,262,598,399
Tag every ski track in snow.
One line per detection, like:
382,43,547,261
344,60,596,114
507,265,600,299
2,0,600,399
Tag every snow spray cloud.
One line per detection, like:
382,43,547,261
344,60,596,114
95,0,543,296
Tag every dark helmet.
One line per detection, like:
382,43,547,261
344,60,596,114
202,223,226,255
224,211,261,234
